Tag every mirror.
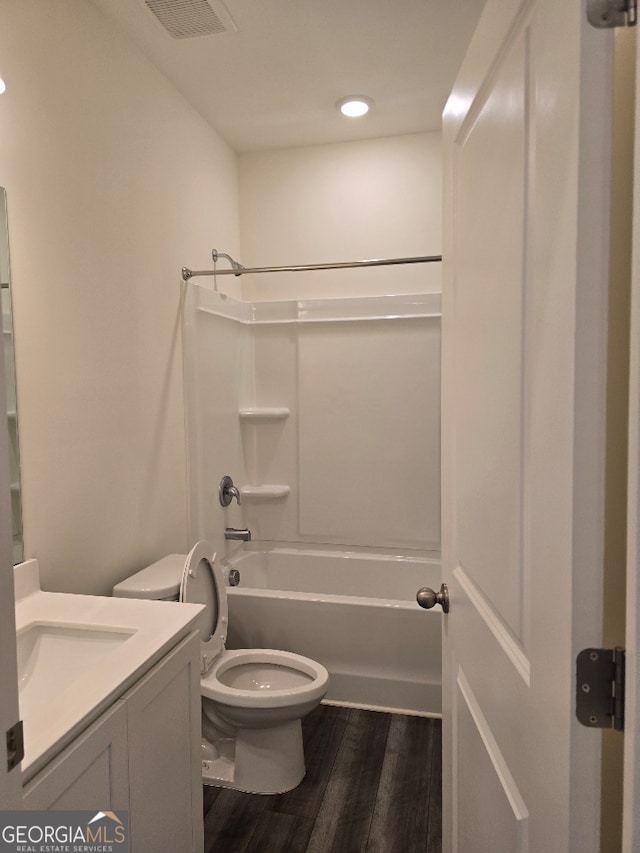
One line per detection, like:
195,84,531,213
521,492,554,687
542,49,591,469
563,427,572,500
0,188,23,563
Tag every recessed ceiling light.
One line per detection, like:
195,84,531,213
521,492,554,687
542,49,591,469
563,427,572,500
0,77,6,96
336,96,373,118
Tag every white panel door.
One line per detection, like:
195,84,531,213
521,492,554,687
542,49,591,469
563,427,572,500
441,0,613,850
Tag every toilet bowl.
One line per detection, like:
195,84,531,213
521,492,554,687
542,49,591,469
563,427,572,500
113,541,329,794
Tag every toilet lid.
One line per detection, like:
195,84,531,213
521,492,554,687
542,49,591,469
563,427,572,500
180,541,228,672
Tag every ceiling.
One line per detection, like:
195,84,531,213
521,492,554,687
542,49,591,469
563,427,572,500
89,0,487,153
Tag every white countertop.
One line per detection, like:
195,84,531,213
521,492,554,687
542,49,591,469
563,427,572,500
15,559,203,783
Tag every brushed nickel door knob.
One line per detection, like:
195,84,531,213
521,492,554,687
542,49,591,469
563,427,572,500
416,583,450,613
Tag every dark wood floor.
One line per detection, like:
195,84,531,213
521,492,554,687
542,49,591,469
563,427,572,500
202,704,442,853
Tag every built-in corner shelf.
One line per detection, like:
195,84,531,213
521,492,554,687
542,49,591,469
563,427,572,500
240,485,290,501
238,407,290,422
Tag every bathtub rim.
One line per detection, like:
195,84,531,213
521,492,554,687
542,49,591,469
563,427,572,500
222,540,442,608
222,539,441,566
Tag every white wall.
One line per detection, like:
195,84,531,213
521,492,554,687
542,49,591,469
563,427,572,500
0,0,241,594
238,133,442,301
0,6,441,590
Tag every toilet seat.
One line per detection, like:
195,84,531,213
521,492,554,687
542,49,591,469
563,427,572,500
202,648,329,709
180,541,228,674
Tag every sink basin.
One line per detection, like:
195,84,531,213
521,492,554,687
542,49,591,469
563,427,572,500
17,622,135,719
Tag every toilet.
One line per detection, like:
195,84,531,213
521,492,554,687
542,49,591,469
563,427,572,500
113,540,329,794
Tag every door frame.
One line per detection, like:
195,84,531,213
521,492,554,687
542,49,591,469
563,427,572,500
622,25,640,850
0,318,21,808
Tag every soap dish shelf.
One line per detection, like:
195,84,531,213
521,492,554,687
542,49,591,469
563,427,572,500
239,407,290,422
240,485,290,501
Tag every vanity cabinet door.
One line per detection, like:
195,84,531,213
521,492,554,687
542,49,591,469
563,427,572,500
22,701,129,810
124,632,203,853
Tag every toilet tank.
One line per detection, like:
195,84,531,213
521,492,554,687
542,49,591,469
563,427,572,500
112,554,186,601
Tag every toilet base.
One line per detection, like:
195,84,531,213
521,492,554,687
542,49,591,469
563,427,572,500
201,718,306,794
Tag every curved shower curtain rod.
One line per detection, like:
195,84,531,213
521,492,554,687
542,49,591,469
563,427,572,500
181,249,443,281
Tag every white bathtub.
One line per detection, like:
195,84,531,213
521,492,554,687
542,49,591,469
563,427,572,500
223,543,442,717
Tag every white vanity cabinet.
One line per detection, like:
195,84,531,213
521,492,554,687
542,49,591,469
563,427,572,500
22,632,204,853
21,700,130,811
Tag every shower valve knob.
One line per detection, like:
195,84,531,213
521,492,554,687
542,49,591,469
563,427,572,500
219,475,241,507
416,583,450,613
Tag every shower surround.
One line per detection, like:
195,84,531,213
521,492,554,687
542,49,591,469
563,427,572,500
183,284,442,714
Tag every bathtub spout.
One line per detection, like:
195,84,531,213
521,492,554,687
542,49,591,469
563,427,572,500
225,527,252,542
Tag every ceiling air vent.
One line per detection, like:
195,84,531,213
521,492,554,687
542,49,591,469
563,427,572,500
143,0,237,39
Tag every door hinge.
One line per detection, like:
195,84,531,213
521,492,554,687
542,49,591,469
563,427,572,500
587,0,637,28
576,647,625,731
6,720,24,772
